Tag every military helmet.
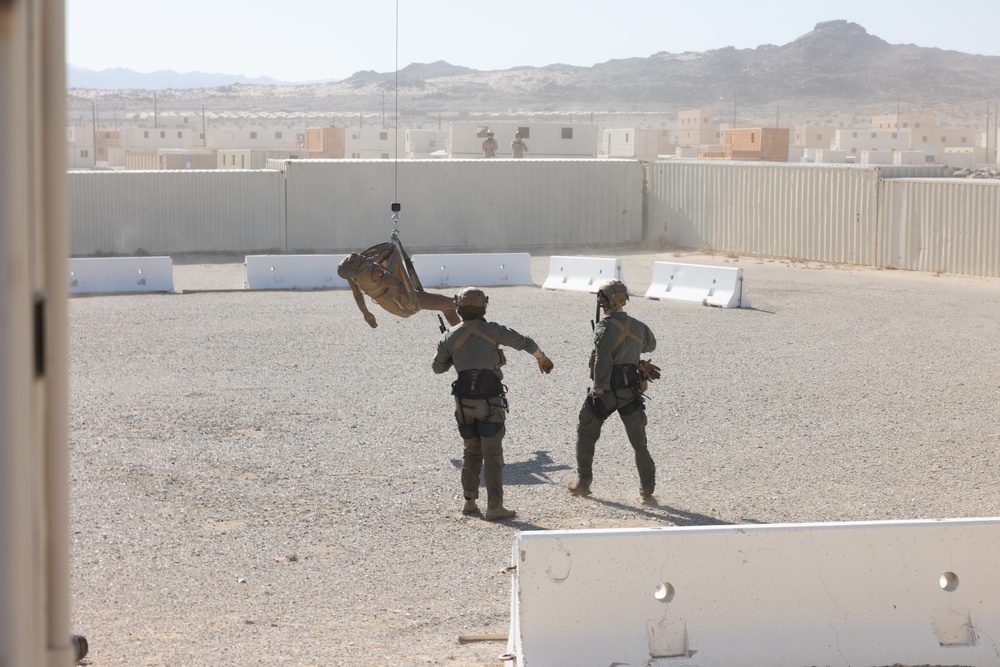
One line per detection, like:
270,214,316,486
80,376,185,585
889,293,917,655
455,286,489,309
597,279,629,312
486,130,494,136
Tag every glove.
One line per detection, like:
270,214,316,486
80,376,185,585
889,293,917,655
637,359,661,381
537,355,554,374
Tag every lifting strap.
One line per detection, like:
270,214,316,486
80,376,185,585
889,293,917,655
357,234,423,303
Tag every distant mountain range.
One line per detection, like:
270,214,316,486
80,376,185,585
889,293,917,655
66,65,329,89
67,21,1000,118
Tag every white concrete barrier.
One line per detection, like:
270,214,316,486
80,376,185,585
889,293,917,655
505,518,1000,667
541,256,622,293
410,253,533,287
244,254,349,290
644,261,750,308
68,257,174,294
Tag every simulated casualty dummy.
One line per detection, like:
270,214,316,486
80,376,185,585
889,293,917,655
433,287,554,521
567,280,661,503
338,241,460,328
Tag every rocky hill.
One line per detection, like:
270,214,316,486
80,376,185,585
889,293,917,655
68,21,1000,126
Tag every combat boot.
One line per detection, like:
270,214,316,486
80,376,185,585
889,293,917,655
461,499,480,515
484,506,516,521
566,481,592,496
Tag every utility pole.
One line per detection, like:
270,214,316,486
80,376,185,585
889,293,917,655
90,101,97,167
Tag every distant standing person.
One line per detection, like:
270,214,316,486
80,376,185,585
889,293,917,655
511,132,528,158
433,287,554,521
482,130,498,158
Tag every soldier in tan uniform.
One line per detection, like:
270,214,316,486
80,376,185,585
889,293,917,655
482,130,498,158
433,287,554,521
568,280,658,503
338,243,459,328
511,132,528,158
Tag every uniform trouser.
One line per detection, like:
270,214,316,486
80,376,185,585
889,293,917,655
575,388,655,494
455,395,507,509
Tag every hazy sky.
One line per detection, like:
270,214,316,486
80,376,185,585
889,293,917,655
67,0,1000,83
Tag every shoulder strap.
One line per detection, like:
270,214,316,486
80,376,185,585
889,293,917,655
605,316,641,352
453,320,500,352
452,321,479,352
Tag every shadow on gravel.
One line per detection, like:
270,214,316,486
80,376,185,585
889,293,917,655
450,450,573,486
586,496,735,527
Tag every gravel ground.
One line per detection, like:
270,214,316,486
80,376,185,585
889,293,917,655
68,249,1000,666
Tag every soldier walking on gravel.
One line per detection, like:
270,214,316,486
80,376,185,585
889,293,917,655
433,287,554,521
568,280,660,504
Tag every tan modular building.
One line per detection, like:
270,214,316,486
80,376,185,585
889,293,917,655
871,114,937,131
601,128,660,160
676,108,718,147
792,125,838,150
700,127,790,162
125,148,217,170
449,121,598,158
218,149,305,170
304,127,346,159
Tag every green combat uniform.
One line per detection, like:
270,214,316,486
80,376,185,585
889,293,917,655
433,288,552,520
571,281,657,499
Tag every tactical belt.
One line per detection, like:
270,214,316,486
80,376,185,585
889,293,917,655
452,369,506,399
610,363,640,390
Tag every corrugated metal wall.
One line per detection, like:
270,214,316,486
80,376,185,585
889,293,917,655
69,170,285,255
282,159,644,252
878,178,1000,277
70,162,1000,280
647,162,950,265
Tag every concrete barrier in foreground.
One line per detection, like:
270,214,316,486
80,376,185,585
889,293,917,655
644,261,750,308
68,257,174,294
541,256,623,293
244,254,349,290
505,518,1000,667
410,253,533,288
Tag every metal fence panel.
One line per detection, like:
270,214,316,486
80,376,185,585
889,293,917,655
878,178,1000,277
68,170,284,255
281,159,643,252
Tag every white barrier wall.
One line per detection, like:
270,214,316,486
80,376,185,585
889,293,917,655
541,256,623,292
644,261,750,308
506,518,1000,667
68,257,174,294
410,253,533,287
244,254,348,290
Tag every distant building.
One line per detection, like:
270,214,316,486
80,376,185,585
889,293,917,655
218,149,305,170
448,121,598,158
699,127,789,162
792,125,837,150
344,127,399,159
125,148,217,170
304,127,345,159
601,128,660,160
405,129,448,159
871,114,936,132
675,108,717,147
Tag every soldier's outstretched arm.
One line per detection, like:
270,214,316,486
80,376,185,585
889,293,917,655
348,280,378,328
